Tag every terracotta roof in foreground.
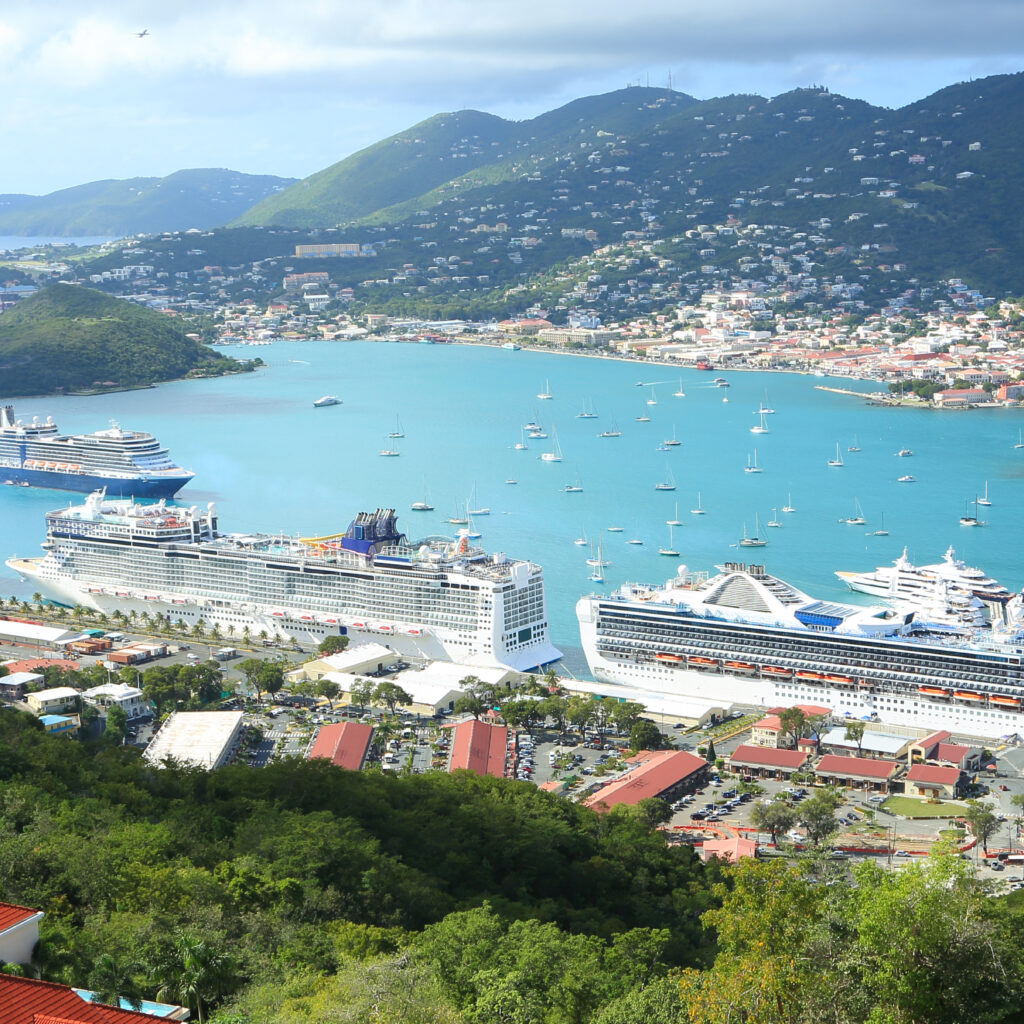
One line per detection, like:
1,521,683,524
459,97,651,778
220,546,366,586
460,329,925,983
307,722,373,771
449,719,509,778
0,975,167,1024
0,901,41,934
907,763,962,785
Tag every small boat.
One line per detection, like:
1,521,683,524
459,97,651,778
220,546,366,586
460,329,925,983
598,416,622,438
750,412,769,435
513,428,529,451
607,526,624,533
781,492,795,513
655,466,677,491
658,524,680,557
313,395,341,408
537,379,553,400
586,541,610,568
757,391,775,414
691,492,706,516
827,443,843,468
574,534,588,546
388,416,404,438
847,435,861,453
528,430,548,439
540,427,563,462
722,395,729,404
378,441,401,456
898,474,915,483
563,472,584,493
673,379,686,398
1015,429,1024,449
577,399,598,419
766,508,782,528
977,481,992,507
410,500,434,511
627,521,643,545
959,497,986,527
635,404,651,422
646,387,658,406
713,377,730,387
664,426,682,447
872,512,889,537
667,502,685,526
738,514,767,548
845,497,866,526
467,485,489,516
505,479,517,485
896,448,913,457
523,419,541,431
744,449,763,474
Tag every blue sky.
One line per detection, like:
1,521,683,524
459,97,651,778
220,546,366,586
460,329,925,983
2,0,1023,195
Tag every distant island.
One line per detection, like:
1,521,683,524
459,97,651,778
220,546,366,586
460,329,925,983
0,284,259,397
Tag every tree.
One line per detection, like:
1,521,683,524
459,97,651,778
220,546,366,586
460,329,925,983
610,700,646,734
566,694,596,734
632,797,672,829
317,679,341,710
704,737,717,763
237,658,266,700
963,799,1000,854
155,932,236,1024
804,712,829,754
86,952,144,1010
453,689,489,721
750,798,797,846
349,677,376,712
844,719,866,756
258,661,284,701
630,719,663,752
777,707,806,748
105,705,129,744
317,634,350,655
372,681,413,717
800,789,842,847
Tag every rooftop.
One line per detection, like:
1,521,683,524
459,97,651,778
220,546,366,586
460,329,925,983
307,722,373,771
728,744,808,769
815,754,900,779
143,711,243,769
0,901,42,935
0,974,169,1024
584,749,707,810
449,719,509,778
907,763,962,785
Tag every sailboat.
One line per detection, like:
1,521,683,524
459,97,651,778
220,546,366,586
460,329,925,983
447,503,469,525
627,521,644,545
598,416,622,438
464,515,482,540
658,524,680,557
757,391,775,415
738,514,767,547
872,513,889,537
378,438,401,456
750,411,769,434
635,404,651,422
1015,429,1024,449
410,485,434,512
673,378,686,398
781,492,796,513
959,497,986,527
655,466,677,491
574,528,588,547
467,486,490,515
664,426,682,447
537,379,553,400
827,443,844,468
563,471,584,493
845,498,866,526
977,481,992,507
540,427,563,462
667,502,685,526
513,428,529,451
766,508,782,528
847,435,861,453
646,387,658,406
690,492,706,516
744,449,763,473
387,416,404,438
577,399,598,419
586,541,610,567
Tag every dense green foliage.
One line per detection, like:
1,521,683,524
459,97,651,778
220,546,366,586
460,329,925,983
0,169,295,236
0,284,251,395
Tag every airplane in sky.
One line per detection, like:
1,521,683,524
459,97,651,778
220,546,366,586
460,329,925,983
136,29,149,38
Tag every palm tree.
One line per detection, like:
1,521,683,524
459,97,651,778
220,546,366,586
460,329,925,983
154,933,236,1024
31,592,42,608
87,953,144,1010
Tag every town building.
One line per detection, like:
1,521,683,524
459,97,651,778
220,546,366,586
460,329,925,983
0,670,42,701
932,388,993,408
0,974,185,1023
905,763,966,800
80,682,150,719
814,754,901,792
584,749,708,811
287,642,399,684
25,686,79,715
39,713,80,736
698,837,758,864
819,727,912,760
144,711,245,770
307,721,374,771
728,744,809,779
0,620,77,649
448,719,510,778
0,901,43,968
907,730,983,771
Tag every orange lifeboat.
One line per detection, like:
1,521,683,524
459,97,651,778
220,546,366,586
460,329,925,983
918,686,950,697
954,690,985,702
826,674,853,684
690,656,718,667
795,670,824,681
724,660,755,671
990,695,1021,708
655,652,683,663
761,665,792,676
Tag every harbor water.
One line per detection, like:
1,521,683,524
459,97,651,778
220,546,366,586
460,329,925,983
2,340,1023,676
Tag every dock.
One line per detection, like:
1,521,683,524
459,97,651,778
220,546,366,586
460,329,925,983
815,385,900,406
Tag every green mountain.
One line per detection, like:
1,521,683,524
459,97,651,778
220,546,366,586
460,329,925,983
232,87,697,228
0,168,296,237
0,284,249,396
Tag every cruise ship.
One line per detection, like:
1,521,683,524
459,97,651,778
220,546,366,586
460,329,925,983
0,406,193,498
577,561,1024,739
836,546,1014,616
7,494,561,672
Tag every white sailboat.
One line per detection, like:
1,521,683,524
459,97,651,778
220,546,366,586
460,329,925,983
646,387,658,406
664,426,682,447
378,439,401,457
388,416,404,438
690,492,706,516
654,466,676,491
738,514,767,547
766,508,782,528
598,416,622,438
467,486,490,516
667,502,685,526
574,528,588,547
563,471,584,493
627,521,643,545
959,497,986,527
844,497,866,526
847,435,861,453
635,403,651,422
744,448,763,473
658,524,680,557
750,412,769,434
872,512,889,537
781,492,796,513
757,391,775,415
577,399,598,419
827,443,843,468
1015,429,1024,450
537,379,553,400
977,481,992,507
540,427,563,462
513,428,529,451
673,378,686,398
586,541,610,567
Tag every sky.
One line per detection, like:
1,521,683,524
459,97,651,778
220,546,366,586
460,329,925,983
2,0,1023,195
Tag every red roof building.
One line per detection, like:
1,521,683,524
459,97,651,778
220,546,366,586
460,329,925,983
584,749,707,811
0,975,171,1024
815,754,900,791
307,722,373,771
728,744,808,777
449,720,509,778
906,763,965,799
0,901,44,969
0,659,79,674
699,837,758,863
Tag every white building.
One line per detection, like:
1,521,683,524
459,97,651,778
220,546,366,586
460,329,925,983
0,901,44,967
81,682,150,719
144,711,245,769
26,686,80,715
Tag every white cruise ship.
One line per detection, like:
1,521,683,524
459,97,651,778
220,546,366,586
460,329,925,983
8,494,561,672
577,561,1024,739
836,547,1014,619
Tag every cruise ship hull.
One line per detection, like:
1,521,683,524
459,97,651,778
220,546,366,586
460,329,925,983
2,466,192,498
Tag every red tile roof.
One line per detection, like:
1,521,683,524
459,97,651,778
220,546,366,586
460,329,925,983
815,754,899,780
916,730,951,750
0,975,167,1024
935,742,971,765
584,749,706,810
0,901,41,934
449,720,509,778
907,764,962,786
307,722,373,771
0,660,78,675
768,703,832,717
729,744,808,770
751,715,781,731
699,837,757,863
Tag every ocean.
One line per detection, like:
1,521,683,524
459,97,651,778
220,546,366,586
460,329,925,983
2,340,1023,676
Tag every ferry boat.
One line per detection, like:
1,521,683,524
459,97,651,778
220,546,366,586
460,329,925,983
0,405,193,498
313,395,341,408
576,560,1024,739
8,494,562,673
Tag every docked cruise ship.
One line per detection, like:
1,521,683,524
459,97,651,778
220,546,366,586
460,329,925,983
577,561,1024,739
0,406,193,498
7,493,561,672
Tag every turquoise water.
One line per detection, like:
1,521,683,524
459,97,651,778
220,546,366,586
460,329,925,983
3,341,1023,674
